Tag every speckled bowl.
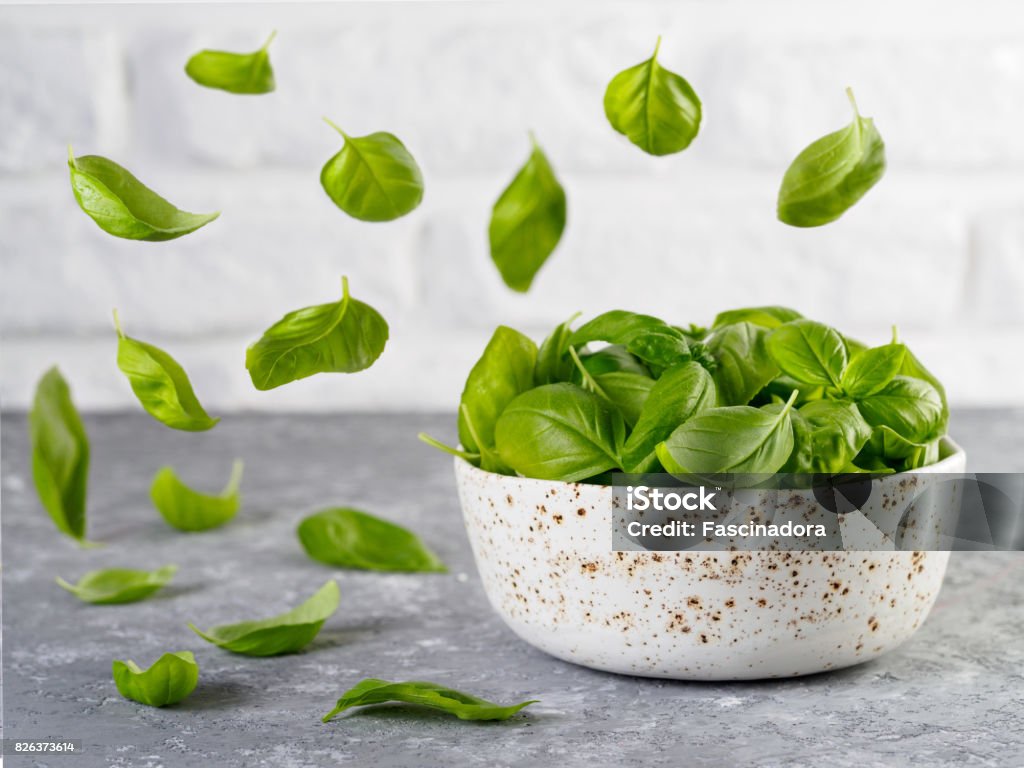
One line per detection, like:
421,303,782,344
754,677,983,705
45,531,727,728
456,440,965,680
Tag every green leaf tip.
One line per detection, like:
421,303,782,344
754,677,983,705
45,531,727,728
323,117,347,140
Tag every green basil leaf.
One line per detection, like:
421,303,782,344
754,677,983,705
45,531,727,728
184,31,276,94
189,580,339,657
489,134,566,292
655,391,797,475
115,312,219,431
68,148,219,241
900,346,949,434
569,310,689,369
712,306,802,330
855,376,944,444
320,119,424,222
112,651,198,707
494,383,624,482
29,367,90,542
864,425,940,471
150,461,243,532
246,277,388,391
578,345,650,378
796,400,872,474
592,371,654,427
621,361,716,473
297,508,445,572
323,678,538,723
777,88,886,228
767,319,847,388
57,565,177,604
455,326,538,473
841,342,906,398
706,322,779,406
603,36,701,156
534,313,580,385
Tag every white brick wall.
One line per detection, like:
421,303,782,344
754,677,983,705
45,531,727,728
3,1,1024,412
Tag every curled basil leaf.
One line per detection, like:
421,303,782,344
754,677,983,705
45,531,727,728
864,425,940,471
151,461,243,532
57,565,177,604
767,319,847,389
323,679,538,723
603,36,701,156
706,322,779,406
592,371,654,427
246,277,388,391
320,119,424,222
793,400,872,474
656,391,798,476
570,310,690,370
68,147,219,241
189,580,339,656
297,508,445,572
29,367,90,542
113,651,198,707
534,313,580,385
777,88,886,228
494,383,624,482
185,31,277,94
855,376,944,444
712,306,802,330
115,311,218,431
489,134,566,292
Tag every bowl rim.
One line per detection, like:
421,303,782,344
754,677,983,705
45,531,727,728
454,436,966,490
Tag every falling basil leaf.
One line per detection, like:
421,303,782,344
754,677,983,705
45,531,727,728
67,147,219,241
489,134,567,292
777,88,886,228
151,461,243,532
113,651,198,707
57,565,177,604
189,580,339,656
114,311,219,431
603,36,701,156
322,678,538,723
297,508,445,572
320,119,424,222
29,367,90,542
246,277,388,391
185,31,277,94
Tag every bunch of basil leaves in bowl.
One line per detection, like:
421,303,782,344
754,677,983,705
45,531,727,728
421,306,965,680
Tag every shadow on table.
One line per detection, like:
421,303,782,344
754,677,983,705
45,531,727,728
175,680,254,712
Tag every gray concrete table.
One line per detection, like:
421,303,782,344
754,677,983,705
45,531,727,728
2,410,1023,768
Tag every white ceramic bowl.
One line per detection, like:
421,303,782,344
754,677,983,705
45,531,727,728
456,440,965,680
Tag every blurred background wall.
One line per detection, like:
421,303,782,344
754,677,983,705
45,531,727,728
2,0,1024,412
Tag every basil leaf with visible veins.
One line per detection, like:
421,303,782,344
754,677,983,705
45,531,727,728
189,580,339,656
777,88,886,227
323,679,538,723
115,311,219,431
603,36,701,155
246,277,388,391
68,147,218,241
185,31,277,94
297,508,446,572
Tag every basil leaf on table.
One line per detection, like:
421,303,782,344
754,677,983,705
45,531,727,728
535,313,580,385
322,679,538,723
620,361,716,473
68,148,219,241
777,88,886,228
113,651,198,707
712,306,802,330
189,580,339,656
855,376,944,444
841,341,906,398
246,276,388,391
489,134,567,292
185,31,277,94
115,312,218,431
320,119,424,222
494,383,624,482
297,508,446,572
603,36,701,156
767,319,847,389
150,461,243,532
29,367,90,542
569,310,690,369
706,322,779,406
57,565,177,604
656,391,798,476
